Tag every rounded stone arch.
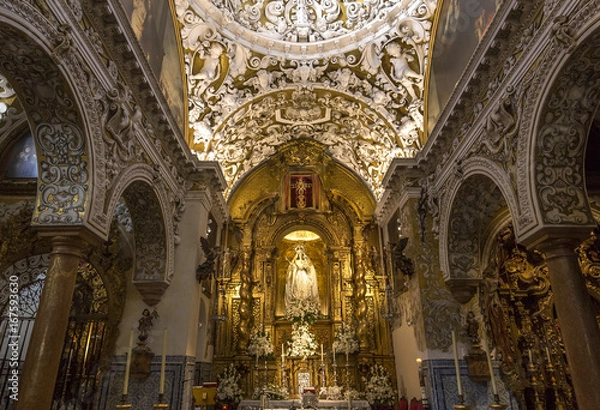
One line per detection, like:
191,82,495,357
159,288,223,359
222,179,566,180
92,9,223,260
517,14,600,243
105,164,176,305
441,165,514,303
0,5,106,237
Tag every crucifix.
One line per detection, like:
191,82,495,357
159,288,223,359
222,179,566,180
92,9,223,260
291,176,312,209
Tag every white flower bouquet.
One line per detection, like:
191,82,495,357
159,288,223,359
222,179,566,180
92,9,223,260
362,363,396,407
285,297,320,324
332,324,359,354
247,327,274,358
251,383,289,400
287,322,318,359
216,363,244,406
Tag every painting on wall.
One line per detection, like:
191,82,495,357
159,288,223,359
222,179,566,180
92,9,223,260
121,0,185,133
426,0,502,135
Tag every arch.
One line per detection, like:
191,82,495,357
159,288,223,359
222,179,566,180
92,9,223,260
439,158,518,280
0,250,125,409
109,168,174,305
268,216,346,250
0,5,106,238
517,12,600,243
441,166,513,302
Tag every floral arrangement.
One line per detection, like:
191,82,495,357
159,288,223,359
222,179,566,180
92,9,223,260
216,363,244,406
362,363,396,407
344,389,361,400
251,383,289,400
247,327,274,358
287,322,318,359
332,324,359,354
285,297,320,324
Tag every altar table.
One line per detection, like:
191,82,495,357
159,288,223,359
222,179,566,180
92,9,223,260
238,399,370,410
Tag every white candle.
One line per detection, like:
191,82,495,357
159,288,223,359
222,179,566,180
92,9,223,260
321,344,324,362
282,344,285,365
416,358,426,400
482,336,497,395
123,329,134,396
451,331,463,396
160,328,167,395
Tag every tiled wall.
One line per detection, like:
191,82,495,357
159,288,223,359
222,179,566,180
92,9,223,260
424,359,519,410
97,355,196,410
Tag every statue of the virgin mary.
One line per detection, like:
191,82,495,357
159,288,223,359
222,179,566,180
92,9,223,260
285,242,320,308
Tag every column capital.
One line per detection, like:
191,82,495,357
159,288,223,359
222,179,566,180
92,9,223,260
35,226,100,254
518,226,592,252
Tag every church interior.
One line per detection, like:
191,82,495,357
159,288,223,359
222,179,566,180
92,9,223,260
1,1,600,410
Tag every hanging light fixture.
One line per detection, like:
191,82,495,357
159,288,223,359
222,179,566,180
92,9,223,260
381,276,398,322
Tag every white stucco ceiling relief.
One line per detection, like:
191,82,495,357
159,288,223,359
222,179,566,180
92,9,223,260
175,0,437,198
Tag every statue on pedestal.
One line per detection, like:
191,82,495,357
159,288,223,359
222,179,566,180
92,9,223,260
285,242,319,308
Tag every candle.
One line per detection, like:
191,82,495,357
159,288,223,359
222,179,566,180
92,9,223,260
416,358,426,400
333,344,336,357
482,336,497,395
282,344,285,365
160,328,167,395
546,346,552,362
451,331,463,396
321,344,324,362
528,349,533,363
123,329,134,396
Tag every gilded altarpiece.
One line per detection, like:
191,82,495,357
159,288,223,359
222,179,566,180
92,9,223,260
211,143,396,398
480,226,579,410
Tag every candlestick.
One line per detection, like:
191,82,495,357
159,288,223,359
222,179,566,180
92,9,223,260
160,328,167,395
332,356,338,387
489,393,507,410
153,393,169,409
451,331,463,396
263,358,268,391
123,330,134,396
482,335,497,395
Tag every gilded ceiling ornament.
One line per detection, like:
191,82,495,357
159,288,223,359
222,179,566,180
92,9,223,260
209,0,401,43
178,0,436,198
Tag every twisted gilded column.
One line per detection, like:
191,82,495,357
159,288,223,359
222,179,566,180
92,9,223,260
353,244,369,349
237,247,254,352
16,234,88,410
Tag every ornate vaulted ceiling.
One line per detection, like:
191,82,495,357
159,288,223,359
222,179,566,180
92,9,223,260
175,0,437,198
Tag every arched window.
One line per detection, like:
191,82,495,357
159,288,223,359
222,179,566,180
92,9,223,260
0,129,37,179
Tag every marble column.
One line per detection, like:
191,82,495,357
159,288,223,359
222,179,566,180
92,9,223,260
16,235,86,410
537,237,600,410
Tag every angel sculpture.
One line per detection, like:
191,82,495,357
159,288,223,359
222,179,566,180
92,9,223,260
138,308,159,341
196,237,220,282
392,237,414,278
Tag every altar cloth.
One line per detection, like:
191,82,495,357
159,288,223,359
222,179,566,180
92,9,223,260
238,399,370,410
